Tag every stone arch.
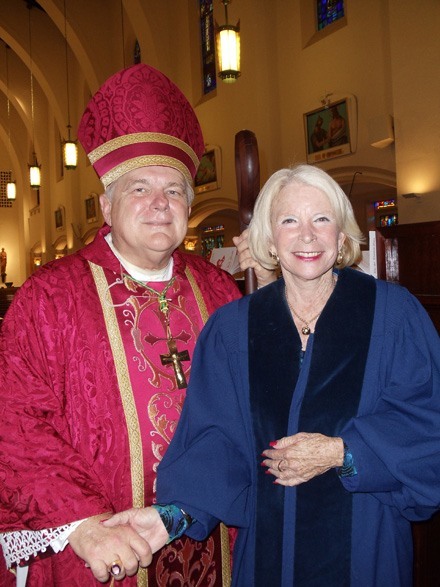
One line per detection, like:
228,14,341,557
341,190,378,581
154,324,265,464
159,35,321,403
83,227,99,245
329,165,396,190
30,241,42,273
330,166,397,236
189,198,238,228
52,235,68,259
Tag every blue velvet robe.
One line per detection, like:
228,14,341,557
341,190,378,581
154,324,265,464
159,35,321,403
157,268,440,586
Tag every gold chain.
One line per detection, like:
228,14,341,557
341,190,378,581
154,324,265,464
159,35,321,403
285,287,322,335
122,273,176,316
285,275,336,336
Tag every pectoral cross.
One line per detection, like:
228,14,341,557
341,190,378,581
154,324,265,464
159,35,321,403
160,337,190,389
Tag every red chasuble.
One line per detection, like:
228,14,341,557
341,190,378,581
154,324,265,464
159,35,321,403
0,226,240,587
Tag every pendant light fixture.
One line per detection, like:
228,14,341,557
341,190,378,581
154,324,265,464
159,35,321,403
5,43,16,200
62,0,77,169
29,152,41,189
6,180,16,201
27,5,41,190
6,183,16,201
216,0,241,83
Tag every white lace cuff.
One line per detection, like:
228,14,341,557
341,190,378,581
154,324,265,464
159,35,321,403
0,520,86,568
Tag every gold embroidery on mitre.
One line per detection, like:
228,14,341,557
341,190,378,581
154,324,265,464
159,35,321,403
101,155,193,189
88,132,199,166
89,262,145,510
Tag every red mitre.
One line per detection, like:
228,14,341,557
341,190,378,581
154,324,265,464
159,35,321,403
77,64,204,188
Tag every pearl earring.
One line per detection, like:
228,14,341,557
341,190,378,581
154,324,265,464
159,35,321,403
336,249,343,265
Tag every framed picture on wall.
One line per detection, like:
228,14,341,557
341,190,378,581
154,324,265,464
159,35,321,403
304,97,357,164
85,193,98,223
54,206,65,231
194,145,221,195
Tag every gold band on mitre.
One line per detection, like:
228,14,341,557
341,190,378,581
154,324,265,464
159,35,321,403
99,155,194,189
88,133,200,187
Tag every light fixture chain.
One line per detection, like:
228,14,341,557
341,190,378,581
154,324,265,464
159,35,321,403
5,44,11,150
4,42,16,199
62,0,78,169
27,4,41,189
28,6,36,148
223,0,229,25
64,0,71,129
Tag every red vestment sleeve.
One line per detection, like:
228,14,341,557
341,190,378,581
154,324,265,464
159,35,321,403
0,271,118,531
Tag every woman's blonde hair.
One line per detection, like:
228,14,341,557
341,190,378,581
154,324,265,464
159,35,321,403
248,164,365,270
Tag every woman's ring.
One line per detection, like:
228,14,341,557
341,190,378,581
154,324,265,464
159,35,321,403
277,459,286,472
109,559,124,577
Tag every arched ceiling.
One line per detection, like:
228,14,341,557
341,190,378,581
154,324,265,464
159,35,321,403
0,0,160,179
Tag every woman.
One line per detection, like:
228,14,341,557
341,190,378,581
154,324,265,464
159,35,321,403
104,165,440,586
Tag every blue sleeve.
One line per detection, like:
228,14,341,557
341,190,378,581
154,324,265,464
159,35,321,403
157,301,254,540
340,285,440,521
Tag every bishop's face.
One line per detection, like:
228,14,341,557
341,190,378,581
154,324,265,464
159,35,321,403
100,165,191,270
269,182,346,286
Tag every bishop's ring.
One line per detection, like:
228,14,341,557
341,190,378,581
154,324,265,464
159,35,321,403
109,559,124,577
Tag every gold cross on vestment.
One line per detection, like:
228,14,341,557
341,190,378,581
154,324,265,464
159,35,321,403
160,337,190,389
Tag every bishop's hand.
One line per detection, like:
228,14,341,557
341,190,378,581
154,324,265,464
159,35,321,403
68,512,153,583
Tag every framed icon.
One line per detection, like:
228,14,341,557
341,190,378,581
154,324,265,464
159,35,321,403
194,146,221,194
85,193,98,223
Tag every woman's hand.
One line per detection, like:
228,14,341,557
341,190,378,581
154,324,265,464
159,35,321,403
103,507,169,553
68,512,153,583
233,229,277,288
261,432,344,486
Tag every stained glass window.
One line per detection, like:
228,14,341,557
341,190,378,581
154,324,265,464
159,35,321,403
201,225,224,257
374,199,396,210
375,199,398,227
379,214,398,227
317,0,345,31
133,40,141,65
200,0,217,94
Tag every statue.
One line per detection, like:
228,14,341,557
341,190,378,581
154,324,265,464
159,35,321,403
1,248,7,284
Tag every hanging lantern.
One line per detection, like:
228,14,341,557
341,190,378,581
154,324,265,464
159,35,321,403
29,154,41,190
63,128,78,169
27,6,42,189
6,181,16,200
62,0,78,170
4,44,17,202
216,0,241,83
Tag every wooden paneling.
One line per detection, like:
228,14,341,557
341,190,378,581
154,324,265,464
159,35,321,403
376,222,440,586
0,286,18,321
376,221,440,331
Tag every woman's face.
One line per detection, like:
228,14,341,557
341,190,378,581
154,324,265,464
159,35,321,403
270,182,346,284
